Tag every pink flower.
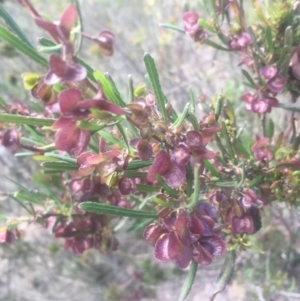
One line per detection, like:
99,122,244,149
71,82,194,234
259,66,286,93
241,92,278,114
251,137,273,162
183,12,208,42
229,32,254,50
35,4,77,43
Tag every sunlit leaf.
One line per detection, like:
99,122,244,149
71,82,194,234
105,73,126,107
198,19,215,32
94,71,123,106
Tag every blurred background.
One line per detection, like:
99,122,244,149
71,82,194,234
1,0,300,300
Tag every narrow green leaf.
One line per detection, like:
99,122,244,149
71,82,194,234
209,251,236,301
152,196,172,208
278,103,300,113
166,94,177,121
156,175,178,197
187,165,201,209
44,153,77,164
144,74,153,90
265,26,274,53
33,155,62,162
94,71,122,106
123,171,147,178
0,25,47,66
98,129,126,148
198,19,215,32
247,175,263,188
217,32,229,47
209,0,218,25
20,136,44,146
136,184,160,193
293,135,300,151
209,181,237,188
237,161,245,188
0,113,55,126
159,23,185,33
199,0,211,15
38,44,62,53
203,39,231,51
221,122,236,162
172,103,189,128
235,139,250,158
116,123,130,153
220,0,229,23
253,0,269,25
144,53,168,122
105,73,127,107
242,69,256,87
236,127,244,140
0,95,8,110
204,160,222,179
284,26,293,47
9,195,32,215
32,178,60,203
80,202,157,219
188,87,196,114
215,134,229,161
42,161,78,171
24,124,46,145
15,151,34,157
247,27,261,54
179,261,198,301
76,120,105,131
279,27,293,76
186,165,194,198
214,94,223,122
187,113,200,131
126,160,153,170
128,74,134,103
75,57,95,82
265,118,275,140
43,169,66,174
69,0,83,55
0,3,33,48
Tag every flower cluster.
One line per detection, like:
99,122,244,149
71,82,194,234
2,1,300,299
51,213,118,255
144,204,225,268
